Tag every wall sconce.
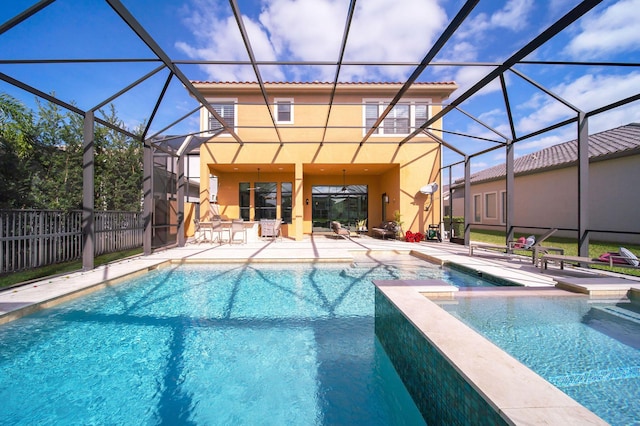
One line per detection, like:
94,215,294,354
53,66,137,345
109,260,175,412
306,198,309,205
383,193,389,204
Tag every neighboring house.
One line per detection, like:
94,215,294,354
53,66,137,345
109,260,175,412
191,81,457,240
447,123,640,244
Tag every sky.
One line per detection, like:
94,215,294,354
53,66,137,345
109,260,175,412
1,0,639,176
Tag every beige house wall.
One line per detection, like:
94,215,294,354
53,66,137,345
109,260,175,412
453,153,640,244
194,82,454,240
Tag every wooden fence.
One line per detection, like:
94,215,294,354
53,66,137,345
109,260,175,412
0,210,143,275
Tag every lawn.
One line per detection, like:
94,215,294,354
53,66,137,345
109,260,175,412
0,248,144,289
471,229,640,277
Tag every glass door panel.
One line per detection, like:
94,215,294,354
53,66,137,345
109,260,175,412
311,185,367,232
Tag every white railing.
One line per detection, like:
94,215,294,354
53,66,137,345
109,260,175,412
0,210,143,275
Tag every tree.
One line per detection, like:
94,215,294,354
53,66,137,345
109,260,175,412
1,94,144,212
31,99,83,210
0,94,39,209
94,105,143,211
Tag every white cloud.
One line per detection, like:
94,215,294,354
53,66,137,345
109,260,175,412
176,0,449,82
450,66,502,101
490,0,534,30
514,133,568,152
457,0,534,40
176,0,283,81
514,71,640,135
564,0,640,59
259,0,347,61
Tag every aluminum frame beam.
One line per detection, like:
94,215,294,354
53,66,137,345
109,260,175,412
400,0,604,145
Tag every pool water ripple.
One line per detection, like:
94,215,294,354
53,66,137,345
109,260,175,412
0,261,442,425
441,296,640,425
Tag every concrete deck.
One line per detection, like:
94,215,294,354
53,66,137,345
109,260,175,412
2,235,640,323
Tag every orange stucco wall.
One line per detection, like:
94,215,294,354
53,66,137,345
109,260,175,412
194,82,455,240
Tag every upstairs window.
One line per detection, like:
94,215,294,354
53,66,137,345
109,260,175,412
275,98,293,124
208,102,235,133
364,100,430,136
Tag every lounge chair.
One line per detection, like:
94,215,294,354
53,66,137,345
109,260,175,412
331,221,351,239
540,248,640,272
371,221,398,239
356,218,368,236
469,228,562,265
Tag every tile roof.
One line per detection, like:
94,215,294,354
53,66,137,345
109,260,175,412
457,123,640,185
191,81,457,86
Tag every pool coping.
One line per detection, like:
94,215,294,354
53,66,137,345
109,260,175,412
374,279,608,425
3,238,640,324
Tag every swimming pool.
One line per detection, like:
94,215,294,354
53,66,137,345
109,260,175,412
437,294,640,425
0,257,484,425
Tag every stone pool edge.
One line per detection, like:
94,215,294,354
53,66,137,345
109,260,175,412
374,279,608,425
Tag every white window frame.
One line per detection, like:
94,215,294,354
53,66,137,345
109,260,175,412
473,194,482,223
484,191,498,220
274,98,294,124
204,98,237,136
362,98,431,136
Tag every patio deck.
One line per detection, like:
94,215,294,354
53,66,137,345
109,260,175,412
2,234,640,324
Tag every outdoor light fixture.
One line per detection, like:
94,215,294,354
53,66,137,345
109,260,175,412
383,193,389,204
420,182,439,211
306,198,309,205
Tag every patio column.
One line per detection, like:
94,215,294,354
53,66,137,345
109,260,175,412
577,114,589,257
294,162,304,240
82,110,95,271
463,155,471,246
143,141,153,255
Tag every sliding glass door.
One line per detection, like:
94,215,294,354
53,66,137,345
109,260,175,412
311,185,367,232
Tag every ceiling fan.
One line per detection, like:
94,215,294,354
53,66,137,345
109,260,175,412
248,168,261,190
341,169,348,192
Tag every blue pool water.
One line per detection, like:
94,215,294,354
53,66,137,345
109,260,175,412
0,258,484,425
439,295,640,425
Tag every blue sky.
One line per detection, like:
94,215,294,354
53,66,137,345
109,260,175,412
1,0,639,176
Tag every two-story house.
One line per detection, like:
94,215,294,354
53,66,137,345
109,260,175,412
192,81,457,240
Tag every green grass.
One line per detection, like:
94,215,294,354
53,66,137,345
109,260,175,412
471,229,640,277
0,248,144,289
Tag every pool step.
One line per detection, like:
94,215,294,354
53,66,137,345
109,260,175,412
595,305,640,325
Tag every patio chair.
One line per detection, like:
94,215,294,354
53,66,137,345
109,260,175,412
470,228,560,265
331,221,351,239
196,218,223,244
230,219,247,244
192,218,209,243
260,219,282,241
